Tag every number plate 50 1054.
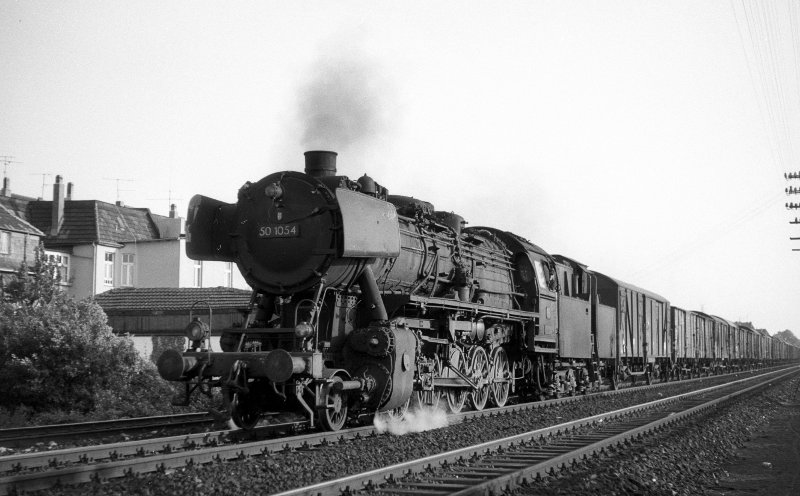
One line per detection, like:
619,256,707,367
257,224,300,238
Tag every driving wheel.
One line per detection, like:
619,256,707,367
489,347,511,407
444,347,468,413
468,346,490,411
318,377,348,431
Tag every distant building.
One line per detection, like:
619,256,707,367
0,199,44,285
1,175,249,299
94,286,251,335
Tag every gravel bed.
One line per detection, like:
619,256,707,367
24,373,773,495
508,373,800,496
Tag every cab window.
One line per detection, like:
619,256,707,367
533,259,555,292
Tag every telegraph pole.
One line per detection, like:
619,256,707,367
788,171,800,251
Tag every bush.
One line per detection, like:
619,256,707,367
0,245,184,424
0,293,177,416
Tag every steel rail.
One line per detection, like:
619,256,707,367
0,412,214,445
0,366,789,495
269,366,799,496
0,425,376,495
0,419,311,475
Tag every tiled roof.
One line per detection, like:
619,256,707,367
0,195,34,219
0,203,43,235
26,200,178,246
94,287,253,312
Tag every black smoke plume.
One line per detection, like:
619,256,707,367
297,46,393,155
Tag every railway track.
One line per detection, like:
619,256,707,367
0,365,770,451
0,366,790,495
274,366,800,496
0,412,215,447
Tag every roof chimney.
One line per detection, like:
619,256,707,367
169,203,177,218
51,175,66,236
66,182,74,201
1,177,10,197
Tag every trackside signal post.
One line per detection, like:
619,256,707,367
787,171,800,251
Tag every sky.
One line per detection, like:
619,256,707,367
1,1,799,336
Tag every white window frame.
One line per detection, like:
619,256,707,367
121,253,134,287
0,231,10,255
104,252,115,286
46,251,71,284
193,259,203,288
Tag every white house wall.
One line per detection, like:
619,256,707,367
69,244,98,299
130,240,182,287
177,238,248,289
64,240,249,299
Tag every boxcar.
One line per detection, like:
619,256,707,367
687,311,716,375
761,330,773,363
731,321,746,370
711,316,736,373
755,328,769,364
736,322,757,369
594,273,670,386
670,305,693,379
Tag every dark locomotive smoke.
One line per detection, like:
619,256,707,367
297,44,393,155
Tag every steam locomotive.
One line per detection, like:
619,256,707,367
157,151,799,430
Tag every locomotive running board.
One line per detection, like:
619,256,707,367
406,294,538,321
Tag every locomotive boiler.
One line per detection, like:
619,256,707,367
157,151,555,430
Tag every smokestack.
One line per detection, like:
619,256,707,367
66,182,73,201
1,177,10,197
304,151,337,178
51,175,66,236
169,203,177,218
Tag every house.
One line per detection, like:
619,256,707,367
94,287,252,335
94,287,252,359
0,191,44,284
2,175,249,299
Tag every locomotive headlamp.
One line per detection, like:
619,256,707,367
185,317,210,342
295,321,314,338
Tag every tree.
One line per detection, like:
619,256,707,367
0,248,174,418
774,329,800,347
1,244,60,305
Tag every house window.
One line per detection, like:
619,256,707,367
193,259,202,287
0,231,10,255
225,262,233,288
104,252,115,286
121,253,134,287
46,252,70,283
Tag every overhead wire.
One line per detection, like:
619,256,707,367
735,1,784,179
625,1,799,281
629,189,785,281
734,0,798,182
730,0,800,247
